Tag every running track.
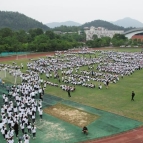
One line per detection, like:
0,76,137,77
83,126,143,143
1,51,143,143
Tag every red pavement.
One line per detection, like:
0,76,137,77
0,52,55,62
83,126,143,143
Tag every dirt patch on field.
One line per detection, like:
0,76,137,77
44,103,99,127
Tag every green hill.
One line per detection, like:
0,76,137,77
81,20,133,31
0,11,50,31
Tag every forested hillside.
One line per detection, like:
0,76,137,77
81,20,133,31
0,11,49,31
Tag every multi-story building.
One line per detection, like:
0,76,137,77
84,26,124,41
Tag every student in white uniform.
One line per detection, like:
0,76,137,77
21,63,24,69
31,125,36,139
32,111,36,123
8,128,14,138
98,84,102,89
39,108,43,121
27,121,32,134
0,120,4,130
20,121,25,134
7,137,14,143
23,132,30,141
24,136,30,143
1,125,7,139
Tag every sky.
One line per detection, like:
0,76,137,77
1,0,143,24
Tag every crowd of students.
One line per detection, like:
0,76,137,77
0,49,143,142
0,71,44,143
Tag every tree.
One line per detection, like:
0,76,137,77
0,28,13,37
0,27,86,52
111,34,127,46
34,28,43,35
28,28,43,40
15,30,28,43
45,31,55,39
92,34,98,40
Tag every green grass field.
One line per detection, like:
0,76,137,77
1,47,143,123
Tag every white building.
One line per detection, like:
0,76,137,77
84,26,124,41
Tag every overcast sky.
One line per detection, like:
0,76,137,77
1,0,143,24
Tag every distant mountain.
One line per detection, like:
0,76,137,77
81,20,133,31
81,20,127,30
112,17,143,28
51,20,133,32
0,11,50,31
46,21,81,28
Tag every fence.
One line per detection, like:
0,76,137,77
0,52,30,57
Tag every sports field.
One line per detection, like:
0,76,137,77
0,47,143,143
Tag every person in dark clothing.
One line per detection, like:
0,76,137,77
42,88,44,95
82,126,88,135
13,122,19,137
67,88,71,97
131,91,135,101
58,78,61,83
91,70,94,76
106,80,109,89
40,93,43,101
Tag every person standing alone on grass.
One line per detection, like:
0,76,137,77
67,87,71,97
131,91,135,101
106,80,109,89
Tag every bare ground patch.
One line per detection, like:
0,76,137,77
44,103,99,127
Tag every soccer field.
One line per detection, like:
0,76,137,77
0,47,143,143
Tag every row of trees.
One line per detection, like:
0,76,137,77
0,28,142,53
52,25,81,32
86,36,111,47
0,28,86,53
86,34,143,48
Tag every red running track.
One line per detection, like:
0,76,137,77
82,126,143,143
0,52,55,62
